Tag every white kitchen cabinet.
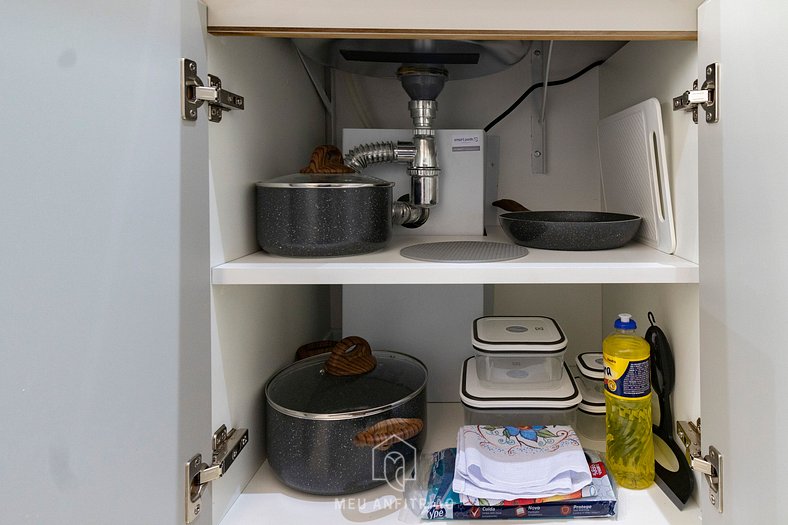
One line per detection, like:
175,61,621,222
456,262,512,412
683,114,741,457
3,1,786,525
205,0,702,40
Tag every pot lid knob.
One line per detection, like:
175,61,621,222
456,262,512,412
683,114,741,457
325,336,377,376
300,145,355,174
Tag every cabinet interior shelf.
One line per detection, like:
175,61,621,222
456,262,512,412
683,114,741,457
211,227,698,285
219,403,700,525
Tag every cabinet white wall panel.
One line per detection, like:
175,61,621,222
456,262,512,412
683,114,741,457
210,285,330,523
0,1,211,524
208,36,326,264
698,1,788,522
205,0,702,39
493,285,604,364
343,285,492,402
207,36,330,522
599,41,699,263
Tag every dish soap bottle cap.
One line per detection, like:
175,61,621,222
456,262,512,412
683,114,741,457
614,313,637,330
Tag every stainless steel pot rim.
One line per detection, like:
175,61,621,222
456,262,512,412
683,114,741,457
265,350,428,421
257,181,395,189
256,174,394,189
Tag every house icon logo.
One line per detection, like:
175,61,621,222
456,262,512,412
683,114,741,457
371,435,418,491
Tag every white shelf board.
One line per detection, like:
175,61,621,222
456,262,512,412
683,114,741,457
204,0,701,37
211,228,698,285
219,403,700,525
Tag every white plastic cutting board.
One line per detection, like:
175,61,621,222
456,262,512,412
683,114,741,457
598,98,676,254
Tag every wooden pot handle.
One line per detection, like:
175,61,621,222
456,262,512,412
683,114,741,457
352,418,424,450
492,198,530,212
300,145,355,174
324,336,377,376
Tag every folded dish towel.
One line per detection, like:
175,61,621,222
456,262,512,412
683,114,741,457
452,425,592,500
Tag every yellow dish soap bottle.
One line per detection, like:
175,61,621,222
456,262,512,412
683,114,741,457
603,313,654,489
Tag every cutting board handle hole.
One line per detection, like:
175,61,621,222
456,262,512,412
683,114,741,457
652,132,667,221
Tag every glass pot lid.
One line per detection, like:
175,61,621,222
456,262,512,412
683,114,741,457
266,350,427,420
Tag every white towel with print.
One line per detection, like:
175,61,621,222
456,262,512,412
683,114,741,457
452,425,592,500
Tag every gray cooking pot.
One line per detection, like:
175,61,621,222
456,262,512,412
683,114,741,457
256,172,394,257
265,337,428,495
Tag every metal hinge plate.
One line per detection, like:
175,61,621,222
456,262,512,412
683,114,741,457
672,63,719,124
181,58,245,123
185,425,249,523
677,419,723,513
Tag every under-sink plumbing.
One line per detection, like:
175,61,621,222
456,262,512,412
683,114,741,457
344,66,447,228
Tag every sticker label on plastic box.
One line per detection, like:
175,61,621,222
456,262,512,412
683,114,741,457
451,134,481,152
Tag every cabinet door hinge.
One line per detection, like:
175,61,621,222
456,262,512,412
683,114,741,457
185,425,249,523
677,419,723,513
672,63,719,124
181,58,245,123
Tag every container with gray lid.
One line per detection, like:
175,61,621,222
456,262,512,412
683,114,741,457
575,352,605,401
472,316,567,385
575,368,606,442
461,358,580,427
576,352,605,380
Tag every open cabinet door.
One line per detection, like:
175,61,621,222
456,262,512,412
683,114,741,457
698,0,788,522
0,1,212,523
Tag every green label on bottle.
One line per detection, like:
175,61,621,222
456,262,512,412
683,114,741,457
604,355,650,400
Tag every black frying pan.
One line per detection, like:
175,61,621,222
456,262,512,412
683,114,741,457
492,199,641,251
647,312,695,509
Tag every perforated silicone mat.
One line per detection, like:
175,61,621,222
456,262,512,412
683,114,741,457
400,241,528,263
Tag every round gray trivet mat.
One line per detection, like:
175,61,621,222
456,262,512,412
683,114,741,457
400,241,529,263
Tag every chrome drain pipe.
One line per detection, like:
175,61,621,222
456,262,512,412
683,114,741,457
343,67,446,227
407,99,440,208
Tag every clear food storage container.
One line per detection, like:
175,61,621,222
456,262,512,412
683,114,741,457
472,316,567,385
575,352,605,392
461,357,581,427
575,369,606,442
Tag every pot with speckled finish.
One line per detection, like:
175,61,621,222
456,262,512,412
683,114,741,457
265,338,427,495
256,172,394,257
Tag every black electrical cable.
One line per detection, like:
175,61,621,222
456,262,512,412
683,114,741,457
483,59,607,133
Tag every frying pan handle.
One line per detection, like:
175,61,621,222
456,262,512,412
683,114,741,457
300,145,356,174
352,418,424,450
492,199,530,212
325,336,377,376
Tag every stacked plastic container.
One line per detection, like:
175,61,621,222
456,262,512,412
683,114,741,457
574,352,606,441
460,316,581,427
